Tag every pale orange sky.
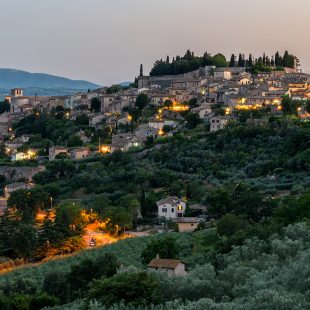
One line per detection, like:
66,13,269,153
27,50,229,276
1,0,309,85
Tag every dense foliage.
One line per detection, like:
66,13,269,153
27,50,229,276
0,99,10,114
150,50,297,76
12,109,112,155
1,222,310,309
2,116,309,260
0,104,309,309
150,50,227,76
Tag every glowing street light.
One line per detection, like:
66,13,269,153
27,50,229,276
158,129,164,136
101,146,110,153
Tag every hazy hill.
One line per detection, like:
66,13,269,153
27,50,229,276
0,68,101,96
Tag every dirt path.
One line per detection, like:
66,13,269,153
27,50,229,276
82,223,118,248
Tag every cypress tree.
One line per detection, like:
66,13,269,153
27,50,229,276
229,54,235,67
279,56,284,67
238,54,243,67
140,188,147,217
283,50,290,67
238,54,244,67
275,52,279,66
288,55,295,68
275,52,282,67
248,54,253,68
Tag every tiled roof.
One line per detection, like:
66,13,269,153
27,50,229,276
174,217,199,223
148,258,182,269
156,197,181,206
51,146,67,151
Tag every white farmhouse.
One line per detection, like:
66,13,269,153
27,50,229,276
156,197,186,220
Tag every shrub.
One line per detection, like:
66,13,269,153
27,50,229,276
88,271,160,307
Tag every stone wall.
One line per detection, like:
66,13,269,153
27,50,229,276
0,165,45,181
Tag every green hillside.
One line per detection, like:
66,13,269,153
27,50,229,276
1,223,310,309
0,110,309,309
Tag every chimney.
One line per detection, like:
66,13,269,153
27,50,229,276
156,254,160,259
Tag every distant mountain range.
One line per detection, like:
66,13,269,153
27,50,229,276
0,68,101,97
119,81,132,87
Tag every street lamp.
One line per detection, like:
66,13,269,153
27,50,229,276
46,240,50,257
50,197,53,209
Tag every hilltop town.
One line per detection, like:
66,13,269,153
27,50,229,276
0,51,309,309
1,50,309,165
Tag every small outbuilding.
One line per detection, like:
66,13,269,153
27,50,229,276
148,256,186,276
174,217,200,232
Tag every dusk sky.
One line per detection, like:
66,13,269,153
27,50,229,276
1,0,309,86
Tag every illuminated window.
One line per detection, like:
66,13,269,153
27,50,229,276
177,205,183,211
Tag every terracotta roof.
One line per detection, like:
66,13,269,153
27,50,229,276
148,258,182,269
174,217,199,223
156,197,181,207
11,96,30,100
71,147,89,152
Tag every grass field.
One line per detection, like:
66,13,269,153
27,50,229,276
0,229,217,290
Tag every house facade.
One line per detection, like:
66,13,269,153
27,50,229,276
156,197,186,219
110,133,143,152
70,147,90,160
49,146,68,161
209,116,229,132
4,182,32,198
